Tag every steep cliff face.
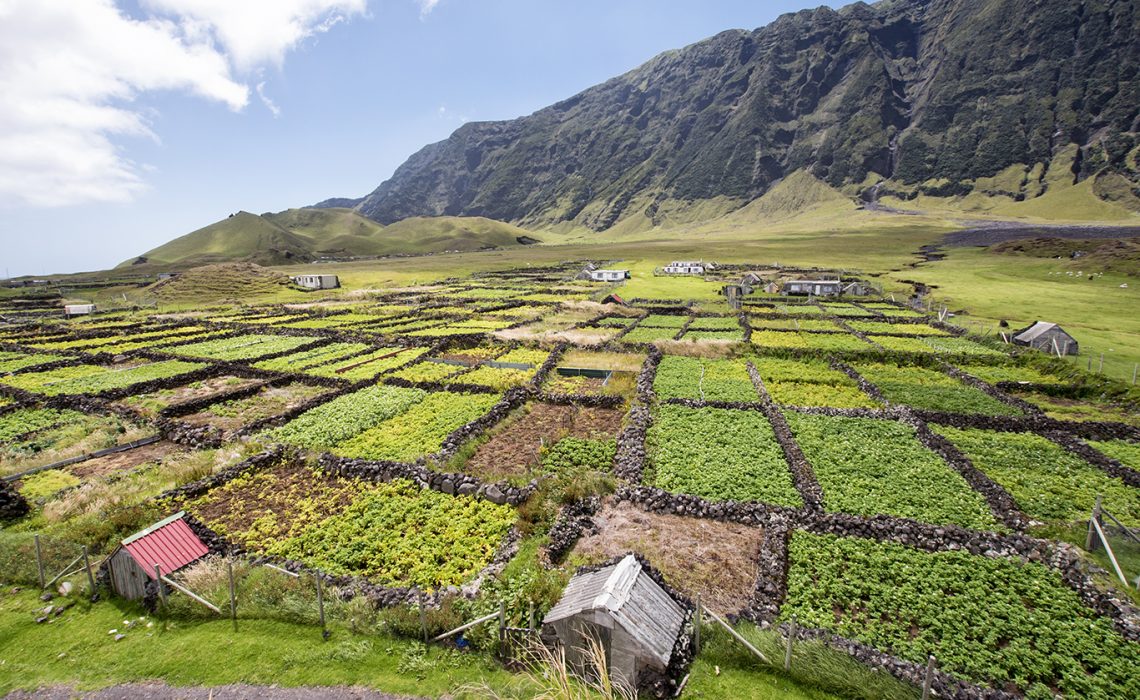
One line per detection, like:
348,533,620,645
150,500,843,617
340,0,1139,229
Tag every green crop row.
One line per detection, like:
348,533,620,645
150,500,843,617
1088,439,1140,470
932,426,1140,526
646,404,801,506
270,384,427,449
854,363,1021,416
0,350,67,373
334,391,500,462
306,347,429,382
0,408,79,443
786,413,998,529
848,321,949,336
653,356,759,402
782,532,1140,698
252,343,372,373
1,360,206,396
167,334,320,361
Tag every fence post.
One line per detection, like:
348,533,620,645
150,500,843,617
528,601,536,634
227,558,237,633
1133,363,1137,385
784,615,797,671
693,593,701,655
82,546,95,596
154,564,167,608
1099,353,1104,373
418,588,428,643
921,655,936,700
316,573,327,640
498,600,507,656
34,535,45,589
1087,494,1104,551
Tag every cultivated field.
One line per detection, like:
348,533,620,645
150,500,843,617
1,260,1139,699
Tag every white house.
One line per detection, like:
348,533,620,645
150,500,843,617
292,274,340,290
64,304,96,317
588,269,631,282
662,260,705,275
784,279,842,296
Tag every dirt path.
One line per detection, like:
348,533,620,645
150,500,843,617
3,683,428,700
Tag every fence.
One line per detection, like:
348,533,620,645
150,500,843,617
1086,494,1140,589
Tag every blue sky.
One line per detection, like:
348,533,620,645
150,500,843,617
0,1,843,277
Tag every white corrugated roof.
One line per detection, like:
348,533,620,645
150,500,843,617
1014,321,1059,342
543,555,686,666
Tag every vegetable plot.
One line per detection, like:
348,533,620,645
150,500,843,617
270,384,427,449
1,360,206,396
645,404,801,507
334,391,500,462
167,334,320,361
754,357,878,408
932,426,1140,526
653,356,759,403
782,532,1140,698
785,413,999,529
854,362,1021,416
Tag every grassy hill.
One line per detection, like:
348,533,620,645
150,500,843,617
122,209,546,268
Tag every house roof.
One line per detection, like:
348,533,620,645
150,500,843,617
1014,321,1065,343
122,512,209,580
786,279,841,285
544,555,685,667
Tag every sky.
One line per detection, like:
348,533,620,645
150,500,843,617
0,0,844,277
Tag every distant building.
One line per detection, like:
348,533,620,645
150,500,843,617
156,272,178,281
543,555,687,692
601,293,627,306
662,260,705,275
292,274,340,290
63,303,95,317
784,279,842,296
1012,321,1078,356
763,281,781,294
587,269,631,282
105,512,209,601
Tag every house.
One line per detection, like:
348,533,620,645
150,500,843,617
784,279,843,296
1012,321,1079,356
763,281,781,294
63,303,95,317
292,274,340,290
105,512,209,600
601,293,627,306
574,263,599,280
543,555,687,692
663,261,705,275
587,269,631,282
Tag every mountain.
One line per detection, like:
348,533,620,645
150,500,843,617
332,0,1139,231
122,209,543,268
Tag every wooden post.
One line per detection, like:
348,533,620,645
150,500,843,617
528,601,536,634
1091,517,1130,587
1088,356,1093,371
316,573,327,639
1087,494,1104,551
227,558,237,632
417,589,428,643
498,600,507,656
82,546,95,595
1099,353,1104,373
921,655,936,700
693,593,701,655
1133,363,1138,385
154,564,167,608
33,535,45,589
784,616,796,671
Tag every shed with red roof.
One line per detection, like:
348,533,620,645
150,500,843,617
106,512,209,600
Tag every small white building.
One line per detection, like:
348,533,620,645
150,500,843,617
588,269,631,282
64,304,96,317
292,274,340,290
662,261,705,275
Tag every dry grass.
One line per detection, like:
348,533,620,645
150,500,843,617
654,339,739,358
572,500,764,614
460,634,635,700
549,329,620,345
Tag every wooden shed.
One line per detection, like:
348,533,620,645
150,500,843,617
784,279,842,296
292,274,340,290
1013,321,1079,356
543,555,686,691
106,512,209,600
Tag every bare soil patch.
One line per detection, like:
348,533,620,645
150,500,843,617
181,383,330,434
463,403,625,481
67,440,184,480
118,376,264,417
572,499,765,615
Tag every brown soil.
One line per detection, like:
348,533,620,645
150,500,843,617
572,499,765,615
118,376,264,417
181,384,329,433
463,403,626,481
67,440,184,479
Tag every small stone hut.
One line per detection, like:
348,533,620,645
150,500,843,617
543,555,686,691
1013,321,1078,356
106,512,209,600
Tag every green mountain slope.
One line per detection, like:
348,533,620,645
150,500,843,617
330,0,1138,231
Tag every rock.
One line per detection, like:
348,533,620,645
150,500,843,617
457,483,477,497
39,593,53,602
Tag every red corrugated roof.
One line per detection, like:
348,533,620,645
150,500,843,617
123,514,208,579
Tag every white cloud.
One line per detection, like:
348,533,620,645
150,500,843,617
256,82,282,118
0,0,365,207
417,0,441,18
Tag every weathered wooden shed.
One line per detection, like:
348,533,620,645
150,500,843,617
106,512,209,600
1013,321,1079,355
784,279,842,296
543,555,686,691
